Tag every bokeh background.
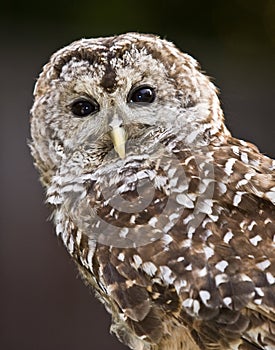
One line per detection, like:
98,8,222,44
1,1,275,349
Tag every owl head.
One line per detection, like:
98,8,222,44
30,33,226,186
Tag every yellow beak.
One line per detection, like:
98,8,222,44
110,125,127,159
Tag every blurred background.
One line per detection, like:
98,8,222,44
1,1,275,349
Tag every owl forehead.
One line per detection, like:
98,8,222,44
57,45,169,95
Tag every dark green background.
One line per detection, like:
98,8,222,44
1,1,275,349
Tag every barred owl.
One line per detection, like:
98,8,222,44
30,33,275,350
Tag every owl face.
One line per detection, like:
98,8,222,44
31,33,224,182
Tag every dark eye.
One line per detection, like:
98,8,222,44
127,85,156,104
71,99,99,117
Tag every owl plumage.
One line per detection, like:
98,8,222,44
30,33,275,350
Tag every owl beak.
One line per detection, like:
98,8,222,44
109,123,127,159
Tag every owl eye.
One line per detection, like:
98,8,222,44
71,99,99,117
127,85,156,104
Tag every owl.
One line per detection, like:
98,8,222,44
30,33,275,350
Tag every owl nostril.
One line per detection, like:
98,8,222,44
108,114,124,131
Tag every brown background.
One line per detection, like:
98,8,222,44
1,1,275,349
